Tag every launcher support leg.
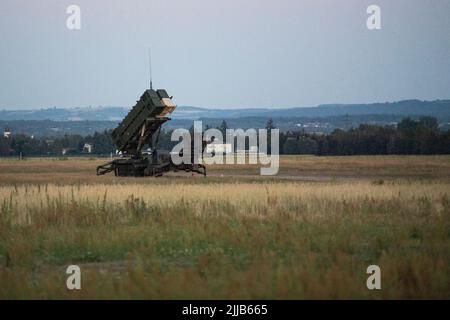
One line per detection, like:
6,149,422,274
96,161,115,175
136,122,146,153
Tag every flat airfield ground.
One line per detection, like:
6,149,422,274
1,155,449,184
0,155,449,299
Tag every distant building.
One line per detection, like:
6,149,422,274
3,128,11,138
61,148,77,155
236,146,259,154
248,145,258,154
83,143,93,153
205,143,232,155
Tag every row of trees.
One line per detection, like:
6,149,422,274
214,117,450,155
1,117,449,157
313,117,450,155
0,131,114,156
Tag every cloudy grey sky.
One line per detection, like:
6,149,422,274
0,0,449,109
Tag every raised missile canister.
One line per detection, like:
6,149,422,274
111,89,176,155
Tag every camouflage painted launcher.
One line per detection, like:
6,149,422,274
96,88,206,177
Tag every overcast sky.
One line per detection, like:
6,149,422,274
0,0,449,109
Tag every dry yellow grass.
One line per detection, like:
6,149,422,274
0,156,449,299
1,181,449,220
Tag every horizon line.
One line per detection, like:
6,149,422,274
1,98,450,112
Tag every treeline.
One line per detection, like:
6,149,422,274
0,131,114,156
313,117,450,155
0,117,449,157
275,116,450,155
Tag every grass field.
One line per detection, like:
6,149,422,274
0,155,449,299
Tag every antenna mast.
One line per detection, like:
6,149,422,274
148,48,153,90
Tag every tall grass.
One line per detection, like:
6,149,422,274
0,180,449,299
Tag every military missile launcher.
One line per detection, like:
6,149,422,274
96,89,206,177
